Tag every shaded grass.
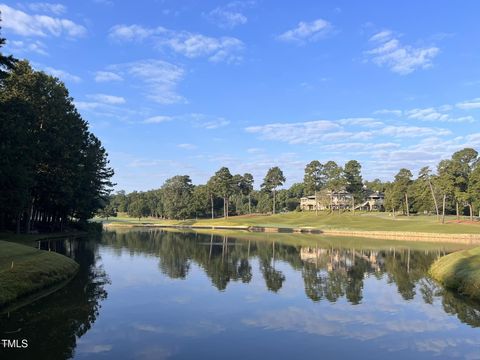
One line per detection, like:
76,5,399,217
0,240,79,308
430,246,480,300
101,212,480,234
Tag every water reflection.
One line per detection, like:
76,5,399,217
101,230,441,302
101,229,480,330
2,229,480,360
0,237,109,360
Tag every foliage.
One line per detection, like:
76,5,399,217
261,166,286,214
0,59,114,233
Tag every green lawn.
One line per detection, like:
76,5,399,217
430,246,480,300
101,212,480,234
0,238,79,308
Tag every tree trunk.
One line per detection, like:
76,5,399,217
442,194,446,224
16,213,21,234
456,201,459,220
273,189,276,214
226,198,229,218
352,197,355,215
427,179,439,219
248,193,251,214
211,194,214,219
405,193,410,217
469,203,473,221
223,196,226,218
26,200,34,233
315,190,318,216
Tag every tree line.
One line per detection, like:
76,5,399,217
104,147,480,223
0,24,114,233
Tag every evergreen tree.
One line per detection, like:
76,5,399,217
261,167,286,214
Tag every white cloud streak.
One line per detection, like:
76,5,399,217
0,4,86,37
207,5,247,29
43,66,81,83
87,94,126,105
106,59,185,104
277,18,332,43
27,3,66,15
366,29,439,74
94,71,123,82
456,98,480,110
109,24,244,63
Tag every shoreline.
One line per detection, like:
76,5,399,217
103,222,480,245
0,233,84,311
430,247,480,300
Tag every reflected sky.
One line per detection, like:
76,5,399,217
2,229,480,360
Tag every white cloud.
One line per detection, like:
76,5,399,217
7,39,48,55
380,125,451,137
0,4,86,37
245,118,451,145
366,30,439,74
109,24,158,42
177,143,197,150
406,107,475,123
406,107,448,121
456,97,480,110
166,33,244,63
143,115,173,124
374,109,403,117
94,71,123,82
277,18,332,43
109,24,244,63
189,113,230,129
27,3,66,15
87,93,126,105
42,66,81,83
108,59,185,104
338,117,383,127
322,142,400,152
246,120,340,144
206,4,248,29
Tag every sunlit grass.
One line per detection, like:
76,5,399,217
0,240,79,308
430,246,480,300
101,212,480,234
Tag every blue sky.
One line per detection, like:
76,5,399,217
1,1,480,191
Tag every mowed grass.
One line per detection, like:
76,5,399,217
430,246,480,300
0,240,79,308
102,212,480,234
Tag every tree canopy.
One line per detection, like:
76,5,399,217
0,37,113,232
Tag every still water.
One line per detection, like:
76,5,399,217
1,229,480,359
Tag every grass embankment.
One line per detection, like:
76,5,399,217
102,212,480,234
0,235,80,309
430,247,480,300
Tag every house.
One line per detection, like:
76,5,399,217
300,189,353,211
354,191,385,211
300,189,385,212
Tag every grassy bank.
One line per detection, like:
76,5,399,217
430,247,480,300
102,212,480,234
0,238,79,309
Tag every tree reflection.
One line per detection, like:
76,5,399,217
101,229,480,329
0,237,109,360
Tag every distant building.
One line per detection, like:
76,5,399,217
355,191,385,211
300,189,353,211
300,189,384,212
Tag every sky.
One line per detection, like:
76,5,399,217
1,0,480,192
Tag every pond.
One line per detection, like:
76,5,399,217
1,229,480,359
